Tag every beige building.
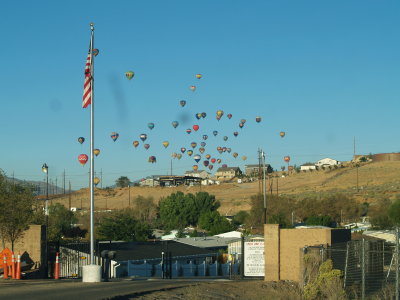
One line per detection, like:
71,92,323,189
214,167,242,181
184,170,211,179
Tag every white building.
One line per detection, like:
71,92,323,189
300,163,317,171
184,170,212,179
315,158,340,167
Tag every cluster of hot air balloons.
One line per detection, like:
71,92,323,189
75,71,290,173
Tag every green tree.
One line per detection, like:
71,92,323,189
47,203,78,241
305,216,333,227
158,192,219,230
115,176,130,188
388,197,400,226
97,209,153,241
198,211,234,235
0,172,35,250
232,210,249,226
133,195,157,224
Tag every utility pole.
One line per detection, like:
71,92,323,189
261,149,267,224
55,177,58,195
170,159,173,176
68,181,71,210
258,149,262,195
100,168,103,189
354,136,359,192
63,170,66,194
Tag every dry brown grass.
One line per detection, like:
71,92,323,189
49,161,400,215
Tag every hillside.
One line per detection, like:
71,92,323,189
48,161,400,215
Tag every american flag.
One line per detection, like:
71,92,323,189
82,49,92,108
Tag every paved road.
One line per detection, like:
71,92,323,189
0,278,211,300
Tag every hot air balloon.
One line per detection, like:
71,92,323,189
190,85,196,92
78,137,85,144
227,113,232,119
111,132,119,142
144,144,150,150
227,148,231,153
172,121,179,128
140,134,147,142
222,147,227,152
196,74,202,79
222,164,227,168
200,142,206,147
195,113,202,120
193,125,199,131
199,147,205,154
284,156,291,163
191,142,197,149
171,152,177,158
217,159,222,164
94,177,100,186
202,135,208,140
194,155,201,163
205,154,211,160
181,147,186,153
176,154,182,160
216,110,224,117
187,150,193,156
241,119,246,124
133,140,139,148
239,122,244,129
223,136,228,141
211,158,216,164
148,156,156,163
180,100,186,107
148,122,155,130
201,112,207,118
242,156,247,161
92,49,99,57
280,131,286,138
192,165,198,171
93,149,100,156
216,115,221,121
233,132,239,137
78,154,88,166
213,131,218,136
186,129,192,134
233,152,238,158
208,165,214,170
162,141,169,148
125,71,134,80
203,160,209,167
256,116,262,123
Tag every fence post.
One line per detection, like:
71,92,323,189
241,236,244,279
362,239,366,300
396,227,399,300
343,242,349,288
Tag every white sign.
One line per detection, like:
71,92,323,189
244,241,265,276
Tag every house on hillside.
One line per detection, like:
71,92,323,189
244,164,273,176
300,163,317,171
316,158,341,167
184,170,212,179
214,167,242,181
139,176,160,187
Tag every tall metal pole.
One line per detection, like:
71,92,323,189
89,23,95,265
262,150,267,224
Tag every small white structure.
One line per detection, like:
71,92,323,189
315,158,340,167
184,170,212,179
300,163,317,171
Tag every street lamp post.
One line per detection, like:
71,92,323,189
41,163,49,278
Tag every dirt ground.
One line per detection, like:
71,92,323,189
121,280,302,300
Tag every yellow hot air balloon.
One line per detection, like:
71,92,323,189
93,148,100,156
162,141,170,148
280,131,286,138
242,156,247,161
125,71,134,80
195,74,202,79
192,165,199,171
94,177,100,186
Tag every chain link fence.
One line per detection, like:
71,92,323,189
304,230,400,299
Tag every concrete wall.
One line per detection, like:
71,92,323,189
2,225,45,269
264,224,350,282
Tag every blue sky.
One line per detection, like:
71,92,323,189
1,1,399,189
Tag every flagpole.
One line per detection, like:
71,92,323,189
89,22,95,265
